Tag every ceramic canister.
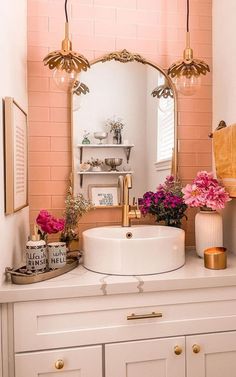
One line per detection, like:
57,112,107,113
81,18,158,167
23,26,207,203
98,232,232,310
47,242,67,269
26,240,47,272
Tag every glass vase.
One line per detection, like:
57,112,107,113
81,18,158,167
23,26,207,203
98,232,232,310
113,129,122,144
195,208,223,258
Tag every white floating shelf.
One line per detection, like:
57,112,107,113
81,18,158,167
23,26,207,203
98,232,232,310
77,144,134,148
77,170,134,187
77,171,133,175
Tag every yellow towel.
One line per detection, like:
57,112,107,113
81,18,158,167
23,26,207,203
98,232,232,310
213,124,236,197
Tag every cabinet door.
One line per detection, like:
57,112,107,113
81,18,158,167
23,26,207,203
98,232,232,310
105,337,185,377
15,345,102,377
187,331,236,377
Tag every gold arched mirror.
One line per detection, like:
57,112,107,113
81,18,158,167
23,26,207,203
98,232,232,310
72,50,177,204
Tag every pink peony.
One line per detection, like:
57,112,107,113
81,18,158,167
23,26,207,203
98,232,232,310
36,210,65,235
182,171,231,210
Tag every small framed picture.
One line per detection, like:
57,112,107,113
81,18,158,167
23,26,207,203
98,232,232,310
4,97,28,214
88,184,119,207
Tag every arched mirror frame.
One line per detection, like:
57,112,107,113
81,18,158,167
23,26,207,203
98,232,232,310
71,49,178,194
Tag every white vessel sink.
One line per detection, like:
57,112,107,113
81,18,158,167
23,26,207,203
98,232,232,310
83,225,185,275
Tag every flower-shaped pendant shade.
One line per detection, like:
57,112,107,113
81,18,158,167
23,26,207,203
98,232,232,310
43,1,90,92
43,23,90,74
168,0,210,96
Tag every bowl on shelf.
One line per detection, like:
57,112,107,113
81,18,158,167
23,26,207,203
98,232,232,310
79,162,91,172
105,158,123,171
93,132,108,144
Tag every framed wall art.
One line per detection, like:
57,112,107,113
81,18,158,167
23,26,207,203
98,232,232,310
88,184,119,207
4,97,28,214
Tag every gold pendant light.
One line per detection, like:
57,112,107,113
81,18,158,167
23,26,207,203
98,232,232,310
43,0,90,92
168,0,210,96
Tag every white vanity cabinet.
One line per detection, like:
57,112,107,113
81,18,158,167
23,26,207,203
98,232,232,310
105,337,185,377
15,346,102,377
9,285,236,377
106,331,236,377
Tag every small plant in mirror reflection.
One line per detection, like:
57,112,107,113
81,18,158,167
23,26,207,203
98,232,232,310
105,115,125,132
86,157,104,167
140,176,187,228
182,171,231,210
60,187,94,245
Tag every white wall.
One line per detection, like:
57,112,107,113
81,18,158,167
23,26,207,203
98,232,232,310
213,0,236,254
0,0,29,283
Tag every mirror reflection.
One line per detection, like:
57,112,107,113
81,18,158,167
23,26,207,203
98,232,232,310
72,52,176,204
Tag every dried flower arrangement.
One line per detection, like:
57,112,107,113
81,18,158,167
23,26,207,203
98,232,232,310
60,187,94,245
87,157,103,167
105,115,125,132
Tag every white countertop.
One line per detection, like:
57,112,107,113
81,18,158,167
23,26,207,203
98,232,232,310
1,251,236,303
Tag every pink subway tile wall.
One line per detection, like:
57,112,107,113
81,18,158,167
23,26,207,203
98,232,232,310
28,0,212,246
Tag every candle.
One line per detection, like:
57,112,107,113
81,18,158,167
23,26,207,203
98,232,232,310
204,247,227,270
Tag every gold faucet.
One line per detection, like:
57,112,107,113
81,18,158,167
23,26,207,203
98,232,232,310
118,174,141,227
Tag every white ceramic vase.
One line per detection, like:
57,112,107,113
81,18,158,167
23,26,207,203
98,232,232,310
195,209,223,258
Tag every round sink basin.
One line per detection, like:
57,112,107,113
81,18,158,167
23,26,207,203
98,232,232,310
82,225,185,275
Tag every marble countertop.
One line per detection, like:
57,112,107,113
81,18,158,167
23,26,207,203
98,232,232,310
1,251,236,303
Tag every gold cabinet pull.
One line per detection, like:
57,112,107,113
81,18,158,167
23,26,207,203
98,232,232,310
127,311,162,320
192,344,201,354
174,345,183,355
55,359,64,370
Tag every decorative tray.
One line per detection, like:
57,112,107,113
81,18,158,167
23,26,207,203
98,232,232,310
5,254,80,285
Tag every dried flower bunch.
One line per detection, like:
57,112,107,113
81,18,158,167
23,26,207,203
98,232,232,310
105,115,125,132
141,176,187,227
87,158,103,167
36,210,65,240
60,187,94,244
182,171,231,210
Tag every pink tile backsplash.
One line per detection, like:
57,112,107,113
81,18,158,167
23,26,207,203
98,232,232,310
28,0,212,246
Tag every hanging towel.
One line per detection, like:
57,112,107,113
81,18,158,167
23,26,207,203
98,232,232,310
213,124,236,197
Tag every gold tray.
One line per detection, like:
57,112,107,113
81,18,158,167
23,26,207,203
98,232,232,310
5,255,79,285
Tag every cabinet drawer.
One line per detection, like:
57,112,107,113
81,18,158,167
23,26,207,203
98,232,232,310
14,293,236,352
15,345,102,377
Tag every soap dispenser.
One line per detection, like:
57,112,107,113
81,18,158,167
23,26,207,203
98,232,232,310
26,225,47,272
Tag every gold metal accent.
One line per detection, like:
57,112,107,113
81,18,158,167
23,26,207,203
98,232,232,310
43,22,90,74
73,81,90,96
204,247,227,270
119,174,141,227
192,344,201,354
55,359,64,370
102,49,147,64
5,257,79,285
174,346,183,355
208,120,227,138
127,312,163,320
152,82,174,99
168,32,210,79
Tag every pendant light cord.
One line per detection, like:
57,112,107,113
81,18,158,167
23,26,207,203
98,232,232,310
65,0,68,22
187,0,189,32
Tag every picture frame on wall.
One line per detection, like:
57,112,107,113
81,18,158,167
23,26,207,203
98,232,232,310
88,184,119,207
4,97,28,214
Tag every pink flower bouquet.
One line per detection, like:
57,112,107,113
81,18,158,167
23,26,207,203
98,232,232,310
36,210,65,240
182,171,231,210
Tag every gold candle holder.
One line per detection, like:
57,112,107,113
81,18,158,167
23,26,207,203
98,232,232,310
204,247,227,270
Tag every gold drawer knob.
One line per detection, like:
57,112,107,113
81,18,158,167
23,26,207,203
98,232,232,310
55,359,64,370
174,345,183,355
192,344,201,354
